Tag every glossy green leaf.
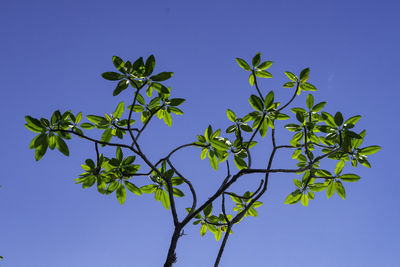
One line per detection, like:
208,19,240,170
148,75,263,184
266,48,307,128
306,94,314,110
55,135,69,156
116,184,126,205
311,102,326,113
80,123,95,129
208,150,218,171
299,68,310,83
252,52,261,66
335,181,346,199
236,58,251,71
124,181,142,195
140,184,157,193
255,70,272,78
234,156,247,170
200,224,207,236
283,82,296,88
204,203,213,217
226,109,236,122
169,98,185,106
114,102,124,119
264,91,274,109
344,115,361,126
335,160,345,175
327,181,335,199
163,111,172,127
101,128,112,145
112,56,125,72
144,55,155,76
301,194,309,207
150,72,173,82
284,71,298,82
160,190,170,210
334,112,344,126
259,118,268,138
359,146,381,155
102,72,124,81
249,73,255,86
257,61,272,70
340,173,360,182
249,95,264,112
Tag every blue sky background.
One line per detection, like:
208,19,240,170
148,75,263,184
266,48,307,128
1,0,399,266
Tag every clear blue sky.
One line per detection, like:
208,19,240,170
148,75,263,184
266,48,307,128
1,0,399,266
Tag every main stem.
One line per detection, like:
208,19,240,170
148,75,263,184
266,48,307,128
164,225,182,267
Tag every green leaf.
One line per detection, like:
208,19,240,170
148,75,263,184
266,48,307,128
114,102,124,119
163,111,172,127
80,123,95,129
283,82,296,88
257,61,272,70
150,72,174,82
234,156,247,170
226,109,236,122
215,228,223,241
116,184,126,205
285,124,301,132
335,181,346,200
160,190,170,210
102,72,124,81
322,112,337,128
140,184,157,193
334,112,344,126
208,150,218,171
264,91,274,109
236,58,251,71
35,142,48,161
302,82,317,91
124,181,142,195
172,187,184,197
55,135,69,156
101,128,112,145
293,179,302,188
249,94,264,111
299,68,310,83
200,148,208,160
284,71,298,82
204,203,213,217
340,174,360,182
284,190,302,204
87,115,107,126
335,160,345,175
311,102,326,113
144,54,155,76
210,138,229,151
301,194,309,207
25,116,44,132
359,146,381,155
200,224,207,236
255,70,272,78
327,181,335,199
48,135,56,150
306,94,314,110
252,52,261,67
249,73,255,86
112,56,125,73
169,98,185,106
344,115,361,126
259,118,268,138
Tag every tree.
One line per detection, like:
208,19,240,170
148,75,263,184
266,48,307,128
25,52,380,266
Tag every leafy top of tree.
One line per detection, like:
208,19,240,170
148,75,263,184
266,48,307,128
25,52,380,266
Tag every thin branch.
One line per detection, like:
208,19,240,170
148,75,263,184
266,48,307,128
252,69,264,100
50,129,138,153
278,82,300,112
167,159,197,216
